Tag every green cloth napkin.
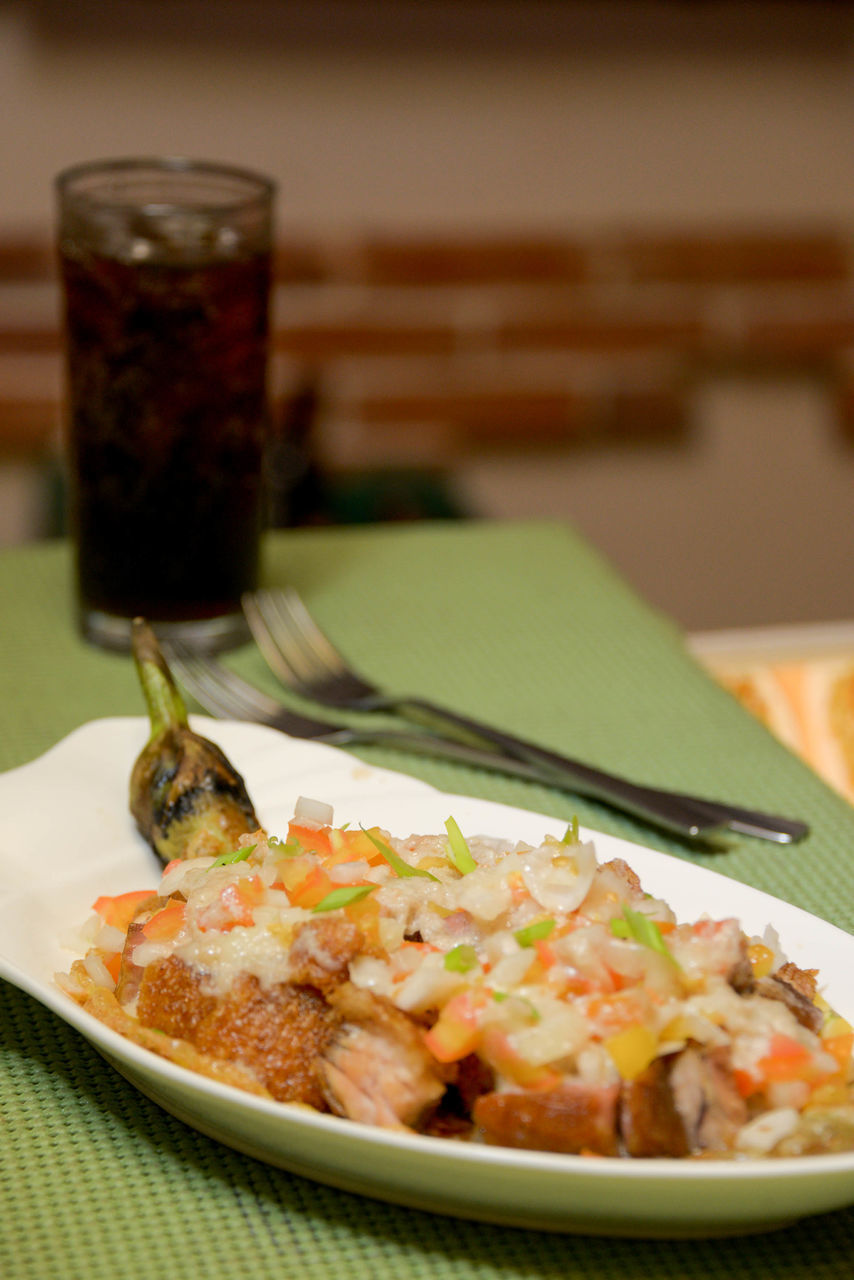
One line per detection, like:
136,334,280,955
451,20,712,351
1,523,853,1279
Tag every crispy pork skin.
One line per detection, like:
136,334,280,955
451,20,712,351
756,969,823,1032
473,1083,621,1155
619,1056,690,1157
287,917,367,992
136,955,339,1107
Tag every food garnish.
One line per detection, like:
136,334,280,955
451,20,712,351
60,801,854,1159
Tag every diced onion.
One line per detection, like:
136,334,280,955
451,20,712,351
521,840,596,914
96,923,127,953
294,796,334,826
329,860,373,884
83,952,116,990
735,1108,799,1154
510,1004,589,1067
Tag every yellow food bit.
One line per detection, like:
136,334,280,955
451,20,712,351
659,1014,695,1045
267,920,296,947
748,942,776,979
805,1081,852,1109
822,1014,853,1040
378,917,405,952
603,1025,659,1080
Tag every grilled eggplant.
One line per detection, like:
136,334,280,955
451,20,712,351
129,618,259,862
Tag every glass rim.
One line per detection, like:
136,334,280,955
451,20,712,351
55,156,276,214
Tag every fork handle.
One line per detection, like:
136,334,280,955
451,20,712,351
325,721,732,843
374,696,808,844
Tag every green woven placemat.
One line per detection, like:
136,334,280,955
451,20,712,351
1,523,854,1279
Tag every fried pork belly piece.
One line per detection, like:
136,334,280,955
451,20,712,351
473,1082,621,1156
669,1045,747,1152
751,960,823,1033
64,961,272,1096
755,973,823,1032
776,960,819,1000
620,1056,690,1157
321,983,448,1130
287,917,369,992
475,1043,747,1157
672,917,755,994
136,955,340,1108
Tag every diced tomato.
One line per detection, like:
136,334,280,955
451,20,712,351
287,822,333,858
579,988,649,1033
733,1067,760,1099
423,989,489,1063
92,889,156,933
757,1034,811,1083
287,866,334,909
197,876,266,932
224,876,265,924
141,900,187,941
103,952,122,984
753,1032,837,1094
328,827,387,867
273,853,316,893
534,938,557,969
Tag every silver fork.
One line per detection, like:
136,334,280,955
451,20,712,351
241,588,808,845
164,642,741,844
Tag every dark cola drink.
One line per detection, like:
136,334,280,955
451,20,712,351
56,159,275,651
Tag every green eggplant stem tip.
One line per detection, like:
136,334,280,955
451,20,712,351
131,617,189,739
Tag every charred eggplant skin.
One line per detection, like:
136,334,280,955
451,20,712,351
130,618,259,862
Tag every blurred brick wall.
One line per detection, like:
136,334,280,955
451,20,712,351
1,224,853,471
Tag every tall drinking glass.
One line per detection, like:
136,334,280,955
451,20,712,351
56,157,275,651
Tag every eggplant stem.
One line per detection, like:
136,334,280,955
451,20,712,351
131,617,189,740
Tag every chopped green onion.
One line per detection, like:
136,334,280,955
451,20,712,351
610,905,675,961
267,835,302,856
444,816,477,874
444,943,479,973
562,816,580,844
514,918,556,947
209,844,255,869
312,884,376,913
361,827,439,880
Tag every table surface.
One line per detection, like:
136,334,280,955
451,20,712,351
2,521,853,1280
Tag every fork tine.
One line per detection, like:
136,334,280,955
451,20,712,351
242,591,317,689
245,588,373,703
271,589,343,672
166,644,283,722
167,655,250,721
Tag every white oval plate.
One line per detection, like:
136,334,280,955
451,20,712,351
1,717,853,1238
